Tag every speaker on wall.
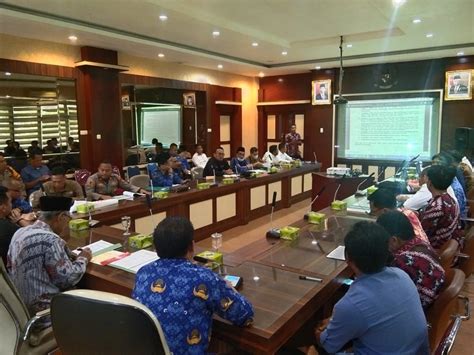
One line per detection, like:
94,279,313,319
455,127,473,151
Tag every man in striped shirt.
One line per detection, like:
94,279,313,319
7,196,92,328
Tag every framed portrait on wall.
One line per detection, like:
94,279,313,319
183,92,196,107
444,70,472,101
312,79,331,105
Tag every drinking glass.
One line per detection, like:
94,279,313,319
211,232,222,252
121,216,131,236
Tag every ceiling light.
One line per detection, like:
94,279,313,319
426,33,433,38
457,51,465,56
346,44,353,48
158,53,165,58
258,72,265,77
315,66,321,70
412,18,422,24
392,0,406,6
278,78,284,82
212,31,220,37
217,64,223,69
68,35,77,41
5,72,11,76
281,51,288,56
159,15,168,21
252,42,259,47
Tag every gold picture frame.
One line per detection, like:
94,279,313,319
312,79,331,105
444,70,472,101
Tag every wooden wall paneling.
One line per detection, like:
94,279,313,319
259,73,312,102
0,59,76,79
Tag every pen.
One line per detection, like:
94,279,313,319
299,275,323,283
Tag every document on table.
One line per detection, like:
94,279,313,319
110,250,159,274
91,250,129,265
72,240,121,257
326,245,346,261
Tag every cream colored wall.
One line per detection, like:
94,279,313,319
0,33,259,148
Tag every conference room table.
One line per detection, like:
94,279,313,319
69,192,375,354
72,163,319,241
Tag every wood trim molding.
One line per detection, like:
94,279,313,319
215,100,242,105
74,61,129,71
257,100,311,106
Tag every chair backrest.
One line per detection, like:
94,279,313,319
112,166,122,178
0,259,30,354
127,165,141,180
438,239,459,271
191,166,204,179
74,169,91,186
130,174,151,190
459,226,474,277
426,268,466,351
51,289,170,355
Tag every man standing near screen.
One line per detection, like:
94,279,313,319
285,124,302,160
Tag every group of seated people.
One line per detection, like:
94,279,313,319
3,137,79,157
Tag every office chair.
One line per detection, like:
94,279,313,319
51,289,170,355
438,239,459,273
426,269,469,353
191,166,204,179
130,174,151,190
126,165,141,180
74,169,91,186
0,259,56,355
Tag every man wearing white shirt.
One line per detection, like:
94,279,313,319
276,143,293,163
192,144,208,169
262,145,279,165
399,166,458,211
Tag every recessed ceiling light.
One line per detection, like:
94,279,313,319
252,42,259,47
258,72,265,77
315,66,321,70
217,64,223,69
281,51,288,56
5,72,11,76
346,44,353,48
68,35,77,41
158,53,165,58
457,51,465,56
212,31,220,37
426,33,433,38
159,15,168,21
392,0,406,6
412,18,422,24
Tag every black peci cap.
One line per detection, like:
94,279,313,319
39,196,74,211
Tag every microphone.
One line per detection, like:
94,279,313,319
313,152,318,163
266,191,280,238
409,154,420,163
354,172,375,196
394,160,406,177
145,194,153,217
333,174,346,202
87,204,99,227
304,186,326,220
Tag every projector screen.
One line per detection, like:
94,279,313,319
139,106,182,147
335,92,442,161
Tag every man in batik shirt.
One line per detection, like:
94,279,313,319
7,196,92,327
133,216,254,354
421,165,462,249
285,124,302,159
86,161,149,200
377,210,445,309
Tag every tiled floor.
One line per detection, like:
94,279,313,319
197,199,473,354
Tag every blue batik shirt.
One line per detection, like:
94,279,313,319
451,176,467,218
151,169,182,187
133,258,254,354
230,157,250,173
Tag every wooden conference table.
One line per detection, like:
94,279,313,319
69,193,375,354
73,164,319,241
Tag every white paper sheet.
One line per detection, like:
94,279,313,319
326,245,346,261
110,250,159,273
72,240,120,256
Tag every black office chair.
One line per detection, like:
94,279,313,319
51,290,170,355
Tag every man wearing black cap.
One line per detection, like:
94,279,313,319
7,196,92,328
449,75,468,94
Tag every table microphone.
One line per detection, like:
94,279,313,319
145,194,153,217
354,172,375,196
333,174,346,202
394,160,406,177
266,191,280,238
87,205,100,228
304,186,326,220
313,152,318,163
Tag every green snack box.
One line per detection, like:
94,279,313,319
280,226,300,241
195,250,223,265
69,219,89,231
197,182,210,190
331,200,347,211
222,178,234,185
269,166,278,174
281,163,292,170
308,212,326,225
153,191,169,199
292,160,302,168
367,186,378,196
129,234,153,249
76,203,94,214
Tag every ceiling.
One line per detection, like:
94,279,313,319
1,0,473,77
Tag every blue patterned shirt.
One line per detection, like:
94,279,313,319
7,220,88,321
20,164,50,195
12,197,33,213
151,169,183,187
451,176,467,218
230,157,250,173
133,258,254,354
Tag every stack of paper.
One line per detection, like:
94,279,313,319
110,250,159,274
72,240,121,257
